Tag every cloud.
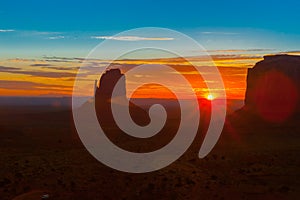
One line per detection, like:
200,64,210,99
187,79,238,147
0,66,21,71
7,58,38,62
30,64,53,67
0,65,76,78
91,36,174,41
42,66,79,71
205,49,276,53
210,54,263,61
17,71,76,78
0,80,73,90
43,56,85,63
201,31,239,35
47,36,65,40
0,29,15,32
281,51,300,55
30,31,61,35
15,30,63,38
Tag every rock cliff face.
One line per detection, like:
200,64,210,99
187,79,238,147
244,55,300,122
95,68,126,101
94,68,152,127
94,68,128,124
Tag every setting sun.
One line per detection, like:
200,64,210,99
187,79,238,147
207,94,215,100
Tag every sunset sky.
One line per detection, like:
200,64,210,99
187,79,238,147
1,0,300,99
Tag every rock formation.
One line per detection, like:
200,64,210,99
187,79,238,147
244,54,300,122
93,68,182,152
95,68,126,102
94,68,128,124
94,68,152,126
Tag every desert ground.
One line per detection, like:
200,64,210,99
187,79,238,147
0,100,299,199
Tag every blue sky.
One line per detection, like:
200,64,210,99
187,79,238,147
0,0,300,58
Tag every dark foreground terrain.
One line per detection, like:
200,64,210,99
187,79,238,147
0,103,299,200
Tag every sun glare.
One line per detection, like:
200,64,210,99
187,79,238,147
207,94,214,100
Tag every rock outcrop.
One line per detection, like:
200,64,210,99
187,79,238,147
244,54,300,122
95,68,126,102
94,68,152,126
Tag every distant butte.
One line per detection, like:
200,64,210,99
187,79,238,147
94,68,151,127
243,54,300,122
95,68,126,102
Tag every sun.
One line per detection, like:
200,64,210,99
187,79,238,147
206,94,214,100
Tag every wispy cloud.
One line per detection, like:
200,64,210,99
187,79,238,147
201,31,239,35
205,49,276,53
0,66,21,71
0,80,73,90
0,29,15,32
42,56,86,63
91,36,174,41
42,66,79,71
47,36,65,40
0,65,76,78
15,71,76,78
281,50,300,55
15,30,63,38
30,63,53,67
32,31,61,35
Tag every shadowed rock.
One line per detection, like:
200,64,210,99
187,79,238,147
93,68,182,152
243,54,300,123
95,68,126,102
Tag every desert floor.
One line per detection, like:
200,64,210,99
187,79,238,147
0,105,299,199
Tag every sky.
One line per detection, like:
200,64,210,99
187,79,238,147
0,0,300,99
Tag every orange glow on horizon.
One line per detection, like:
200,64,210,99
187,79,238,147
0,55,254,99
